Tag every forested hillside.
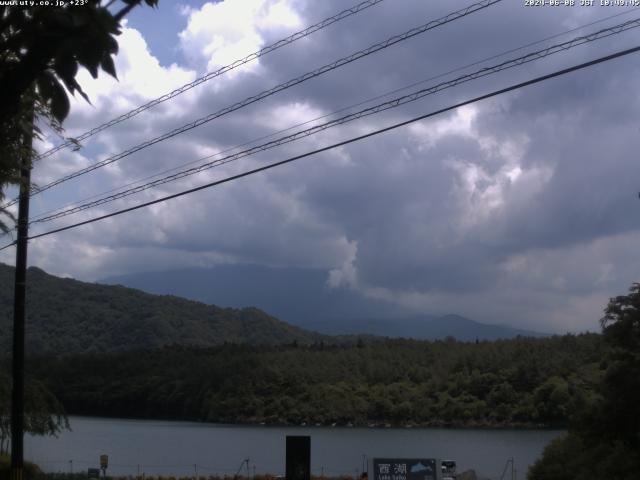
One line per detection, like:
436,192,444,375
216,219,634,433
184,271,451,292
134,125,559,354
0,264,326,354
27,334,604,428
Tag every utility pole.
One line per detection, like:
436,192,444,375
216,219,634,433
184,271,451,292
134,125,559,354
11,103,33,480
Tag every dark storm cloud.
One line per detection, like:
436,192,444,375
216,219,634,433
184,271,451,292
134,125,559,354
8,0,640,331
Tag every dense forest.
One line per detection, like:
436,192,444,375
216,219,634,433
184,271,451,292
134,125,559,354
23,334,604,429
0,264,328,354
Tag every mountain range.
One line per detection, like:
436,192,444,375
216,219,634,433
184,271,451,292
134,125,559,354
103,264,547,340
0,263,546,355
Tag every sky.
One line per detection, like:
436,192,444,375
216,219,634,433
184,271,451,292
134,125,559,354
2,0,640,333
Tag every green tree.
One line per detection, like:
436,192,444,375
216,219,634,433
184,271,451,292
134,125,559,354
598,282,640,447
529,283,640,479
528,433,640,480
532,376,570,426
0,371,68,455
0,0,159,231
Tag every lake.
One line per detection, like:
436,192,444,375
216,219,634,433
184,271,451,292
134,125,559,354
26,416,563,479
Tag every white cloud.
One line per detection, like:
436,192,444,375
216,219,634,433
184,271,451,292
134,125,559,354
408,105,477,151
327,239,358,289
179,0,301,74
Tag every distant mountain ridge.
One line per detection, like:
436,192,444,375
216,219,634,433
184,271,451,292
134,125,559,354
104,263,401,324
103,264,548,340
0,263,546,356
0,263,327,355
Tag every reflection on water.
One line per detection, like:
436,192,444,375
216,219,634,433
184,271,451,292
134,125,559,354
26,416,563,479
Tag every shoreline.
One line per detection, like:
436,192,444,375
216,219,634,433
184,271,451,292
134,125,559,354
61,414,564,431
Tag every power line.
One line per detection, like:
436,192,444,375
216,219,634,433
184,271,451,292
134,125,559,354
1,43,636,251
3,0,501,209
28,7,640,224
35,0,388,161
28,16,640,226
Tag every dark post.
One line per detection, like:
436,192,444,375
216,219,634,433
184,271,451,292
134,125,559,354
285,436,310,480
11,112,33,480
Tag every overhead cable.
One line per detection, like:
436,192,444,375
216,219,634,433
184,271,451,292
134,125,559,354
28,17,640,225
30,6,640,222
35,0,389,161
6,0,501,208
0,43,636,251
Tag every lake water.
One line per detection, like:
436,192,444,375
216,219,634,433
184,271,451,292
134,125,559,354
26,417,563,479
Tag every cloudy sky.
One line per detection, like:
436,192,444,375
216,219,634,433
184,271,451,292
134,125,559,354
2,0,640,333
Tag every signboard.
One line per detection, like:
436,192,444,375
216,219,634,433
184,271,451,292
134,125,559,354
100,455,109,469
88,468,101,478
370,458,441,480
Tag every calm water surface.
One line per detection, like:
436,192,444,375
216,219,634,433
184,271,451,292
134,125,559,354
26,416,563,479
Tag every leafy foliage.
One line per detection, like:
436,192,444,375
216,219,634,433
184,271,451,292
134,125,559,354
597,283,640,447
0,0,159,123
25,334,604,428
528,283,640,479
0,371,68,455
